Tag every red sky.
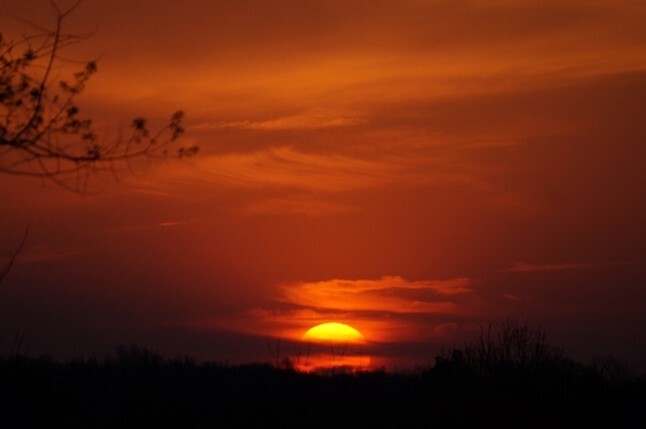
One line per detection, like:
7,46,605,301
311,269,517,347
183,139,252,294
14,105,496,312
1,0,646,369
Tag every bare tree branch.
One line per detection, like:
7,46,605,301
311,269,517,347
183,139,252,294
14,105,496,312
0,1,198,192
0,225,29,286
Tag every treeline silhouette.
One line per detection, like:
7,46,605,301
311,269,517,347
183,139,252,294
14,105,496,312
1,324,645,428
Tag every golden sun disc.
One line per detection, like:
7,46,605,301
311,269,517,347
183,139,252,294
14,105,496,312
302,322,366,344
298,322,370,372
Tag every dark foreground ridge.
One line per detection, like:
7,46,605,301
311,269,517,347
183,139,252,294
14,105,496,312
1,344,645,429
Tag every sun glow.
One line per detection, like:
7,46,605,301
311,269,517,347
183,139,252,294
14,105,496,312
302,322,366,344
297,322,370,373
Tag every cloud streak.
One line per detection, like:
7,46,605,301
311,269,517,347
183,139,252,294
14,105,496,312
281,276,473,314
108,220,197,233
233,276,482,347
243,197,354,216
194,108,365,131
500,261,593,273
198,147,414,191
132,145,492,200
500,260,638,273
0,244,83,264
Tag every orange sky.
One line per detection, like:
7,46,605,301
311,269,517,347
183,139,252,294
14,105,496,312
1,0,646,369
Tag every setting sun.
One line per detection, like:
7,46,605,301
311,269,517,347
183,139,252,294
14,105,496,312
302,322,366,344
2,0,646,425
297,322,370,373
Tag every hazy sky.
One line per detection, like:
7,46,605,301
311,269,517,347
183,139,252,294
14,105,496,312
1,0,646,369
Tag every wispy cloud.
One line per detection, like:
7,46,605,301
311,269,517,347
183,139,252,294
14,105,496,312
500,261,592,273
0,244,83,264
194,108,365,131
244,197,355,216
108,220,196,233
136,145,491,196
282,276,473,314
198,147,410,192
227,276,478,344
500,260,638,273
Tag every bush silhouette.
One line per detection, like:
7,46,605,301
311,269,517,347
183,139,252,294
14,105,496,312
1,336,645,428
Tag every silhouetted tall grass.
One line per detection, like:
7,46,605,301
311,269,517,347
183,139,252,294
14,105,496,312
1,327,644,428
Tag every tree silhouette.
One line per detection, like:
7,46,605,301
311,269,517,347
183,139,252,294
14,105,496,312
0,0,197,192
434,318,566,380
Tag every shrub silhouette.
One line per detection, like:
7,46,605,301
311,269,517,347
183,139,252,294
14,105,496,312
1,337,645,428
